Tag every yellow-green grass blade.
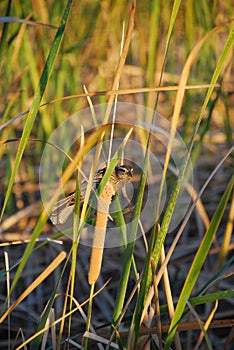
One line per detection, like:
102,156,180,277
149,25,234,302
165,173,234,348
0,0,73,222
132,26,234,348
164,0,181,57
146,0,160,86
128,2,180,346
112,157,148,328
159,289,234,314
0,0,73,306
0,0,12,65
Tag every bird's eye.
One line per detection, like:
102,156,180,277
118,166,127,173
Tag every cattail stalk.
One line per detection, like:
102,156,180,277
88,183,115,284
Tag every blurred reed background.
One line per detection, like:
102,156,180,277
0,1,233,349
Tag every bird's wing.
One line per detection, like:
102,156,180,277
49,191,76,225
49,175,101,225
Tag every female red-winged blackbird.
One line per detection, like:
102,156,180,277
50,165,133,225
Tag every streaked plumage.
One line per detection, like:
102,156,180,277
50,165,133,225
